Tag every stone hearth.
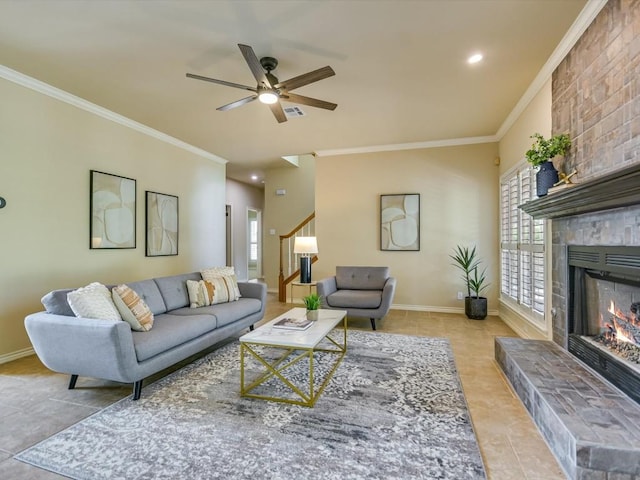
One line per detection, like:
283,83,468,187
496,338,640,480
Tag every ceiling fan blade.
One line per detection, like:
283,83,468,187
282,92,337,111
186,73,256,92
276,66,335,91
238,44,271,88
269,102,287,123
217,95,258,111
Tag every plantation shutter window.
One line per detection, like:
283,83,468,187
500,164,545,324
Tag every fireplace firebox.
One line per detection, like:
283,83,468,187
567,245,640,405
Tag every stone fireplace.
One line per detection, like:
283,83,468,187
496,1,640,478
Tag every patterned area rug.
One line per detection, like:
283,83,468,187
15,331,486,479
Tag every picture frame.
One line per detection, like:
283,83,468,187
90,170,136,249
145,191,179,256
380,193,420,251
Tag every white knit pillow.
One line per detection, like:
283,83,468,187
67,282,121,321
201,266,235,278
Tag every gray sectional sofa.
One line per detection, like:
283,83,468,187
24,272,267,400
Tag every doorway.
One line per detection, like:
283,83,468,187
247,208,261,281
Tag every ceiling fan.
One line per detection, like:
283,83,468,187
186,43,337,123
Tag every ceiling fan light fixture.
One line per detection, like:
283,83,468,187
258,90,279,104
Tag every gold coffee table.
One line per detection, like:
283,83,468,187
239,307,347,407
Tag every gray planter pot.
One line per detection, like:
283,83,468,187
465,297,487,320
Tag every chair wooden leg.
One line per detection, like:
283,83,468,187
133,380,143,400
68,374,78,390
370,318,376,330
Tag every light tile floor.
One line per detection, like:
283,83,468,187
0,294,565,479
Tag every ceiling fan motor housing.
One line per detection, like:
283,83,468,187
259,56,278,72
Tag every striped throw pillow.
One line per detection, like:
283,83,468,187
112,284,154,331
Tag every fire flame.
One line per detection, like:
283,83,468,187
606,300,637,345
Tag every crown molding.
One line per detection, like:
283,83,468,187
314,135,498,157
495,0,608,139
0,64,227,165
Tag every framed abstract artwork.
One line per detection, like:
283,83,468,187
380,193,420,251
90,170,136,249
145,191,179,256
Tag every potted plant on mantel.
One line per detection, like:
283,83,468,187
450,245,490,320
303,292,321,320
525,133,572,197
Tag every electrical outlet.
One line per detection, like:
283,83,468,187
457,291,464,300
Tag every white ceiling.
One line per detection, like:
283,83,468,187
0,0,589,186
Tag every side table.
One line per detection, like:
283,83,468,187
290,281,317,303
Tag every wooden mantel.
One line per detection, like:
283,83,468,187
519,163,640,219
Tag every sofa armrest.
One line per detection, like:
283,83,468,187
379,277,397,313
24,312,139,383
238,282,267,304
316,276,338,308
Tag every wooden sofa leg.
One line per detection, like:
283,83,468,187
68,374,78,390
370,318,376,331
133,380,143,400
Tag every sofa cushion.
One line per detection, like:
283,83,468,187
171,297,262,328
41,289,76,316
127,279,167,315
67,282,122,321
326,290,382,309
112,284,154,331
336,266,389,290
131,313,217,362
154,272,202,311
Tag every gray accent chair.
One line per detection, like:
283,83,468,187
316,266,396,330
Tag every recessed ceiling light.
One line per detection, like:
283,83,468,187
251,175,258,181
468,53,483,64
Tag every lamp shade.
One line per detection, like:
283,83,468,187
293,236,318,255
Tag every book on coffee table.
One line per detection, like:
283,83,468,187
273,317,313,331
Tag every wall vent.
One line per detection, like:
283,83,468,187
283,106,306,118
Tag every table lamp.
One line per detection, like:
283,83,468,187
294,236,318,283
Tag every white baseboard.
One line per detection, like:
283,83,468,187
391,304,498,316
0,347,34,365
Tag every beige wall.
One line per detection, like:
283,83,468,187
314,144,499,312
0,76,227,361
263,155,316,289
499,79,552,175
497,78,552,340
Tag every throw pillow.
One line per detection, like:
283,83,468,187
201,266,235,278
67,282,121,321
201,266,241,301
112,284,154,332
186,279,216,308
187,277,240,307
